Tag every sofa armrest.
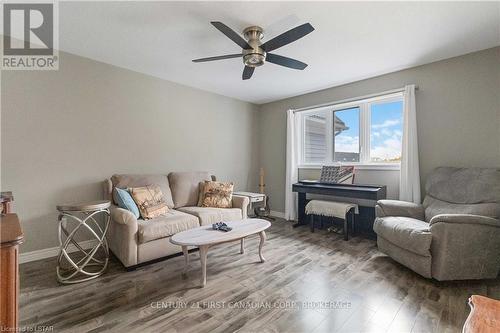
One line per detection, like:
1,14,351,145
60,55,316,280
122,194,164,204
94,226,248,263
375,199,425,220
110,205,138,229
103,179,113,202
429,214,500,228
232,195,250,219
108,204,138,267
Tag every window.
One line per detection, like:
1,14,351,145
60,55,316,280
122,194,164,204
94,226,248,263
299,92,403,167
334,107,360,162
303,111,328,163
370,100,403,163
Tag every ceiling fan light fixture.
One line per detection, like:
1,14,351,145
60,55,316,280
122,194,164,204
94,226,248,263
243,50,266,67
243,26,264,41
193,21,314,80
242,26,266,67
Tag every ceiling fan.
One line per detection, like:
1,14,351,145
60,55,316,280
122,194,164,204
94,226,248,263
192,22,315,80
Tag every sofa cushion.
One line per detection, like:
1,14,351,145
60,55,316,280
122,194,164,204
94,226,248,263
177,206,242,226
137,210,199,244
111,174,174,208
373,216,432,256
129,185,169,220
201,181,234,208
113,187,140,219
168,172,211,208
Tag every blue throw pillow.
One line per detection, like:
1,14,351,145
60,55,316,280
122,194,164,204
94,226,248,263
113,187,140,219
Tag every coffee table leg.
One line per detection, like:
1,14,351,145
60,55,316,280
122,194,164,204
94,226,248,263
199,245,209,287
259,231,266,263
240,238,245,254
182,246,189,276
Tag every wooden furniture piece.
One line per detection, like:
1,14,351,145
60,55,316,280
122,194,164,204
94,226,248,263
0,192,14,214
0,214,24,331
233,191,266,217
292,181,386,238
56,200,111,284
170,219,271,287
463,295,500,333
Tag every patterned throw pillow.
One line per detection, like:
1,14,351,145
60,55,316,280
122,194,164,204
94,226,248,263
129,185,169,219
201,181,234,208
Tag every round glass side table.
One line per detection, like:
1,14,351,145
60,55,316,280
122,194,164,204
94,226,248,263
56,200,111,284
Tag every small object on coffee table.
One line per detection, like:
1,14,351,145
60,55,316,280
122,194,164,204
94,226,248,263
171,219,270,287
212,222,232,232
219,225,232,232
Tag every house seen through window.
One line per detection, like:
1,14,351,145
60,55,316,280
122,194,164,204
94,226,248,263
300,93,403,166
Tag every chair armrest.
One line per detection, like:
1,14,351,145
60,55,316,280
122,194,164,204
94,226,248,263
429,214,500,228
232,195,250,219
428,213,500,280
110,205,138,228
375,199,425,220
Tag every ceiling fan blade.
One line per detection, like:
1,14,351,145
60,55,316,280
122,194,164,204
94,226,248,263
211,21,252,50
242,66,254,80
192,54,242,62
261,23,314,52
266,53,308,70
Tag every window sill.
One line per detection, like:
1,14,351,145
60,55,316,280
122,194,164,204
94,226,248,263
298,164,401,171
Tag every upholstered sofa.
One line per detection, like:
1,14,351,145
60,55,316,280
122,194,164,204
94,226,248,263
103,172,249,269
374,167,500,281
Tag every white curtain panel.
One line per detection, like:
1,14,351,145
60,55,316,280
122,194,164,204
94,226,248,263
399,84,421,203
285,109,299,221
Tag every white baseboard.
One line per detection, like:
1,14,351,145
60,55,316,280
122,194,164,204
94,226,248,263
270,210,285,219
20,239,97,264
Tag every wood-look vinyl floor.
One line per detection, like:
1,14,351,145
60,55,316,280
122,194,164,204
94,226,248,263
19,219,500,333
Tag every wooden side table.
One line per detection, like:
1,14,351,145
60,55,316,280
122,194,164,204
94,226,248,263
233,191,266,217
0,214,24,331
463,295,500,333
56,200,110,284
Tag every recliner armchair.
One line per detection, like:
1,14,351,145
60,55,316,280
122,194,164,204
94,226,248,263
374,167,500,280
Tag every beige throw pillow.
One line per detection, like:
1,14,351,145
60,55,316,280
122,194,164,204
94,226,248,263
129,185,169,219
201,181,234,208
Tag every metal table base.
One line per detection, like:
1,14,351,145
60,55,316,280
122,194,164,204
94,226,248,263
56,201,110,284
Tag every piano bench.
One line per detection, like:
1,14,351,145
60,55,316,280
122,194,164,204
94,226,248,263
305,200,358,241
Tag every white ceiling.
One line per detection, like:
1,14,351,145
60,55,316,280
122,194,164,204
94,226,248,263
59,1,500,104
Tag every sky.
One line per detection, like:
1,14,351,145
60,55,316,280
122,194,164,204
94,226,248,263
370,101,403,161
334,101,403,161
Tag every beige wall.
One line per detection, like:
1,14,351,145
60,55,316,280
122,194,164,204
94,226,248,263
259,47,500,213
2,47,499,253
1,51,260,253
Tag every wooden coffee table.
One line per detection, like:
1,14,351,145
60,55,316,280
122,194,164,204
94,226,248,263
170,219,271,287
